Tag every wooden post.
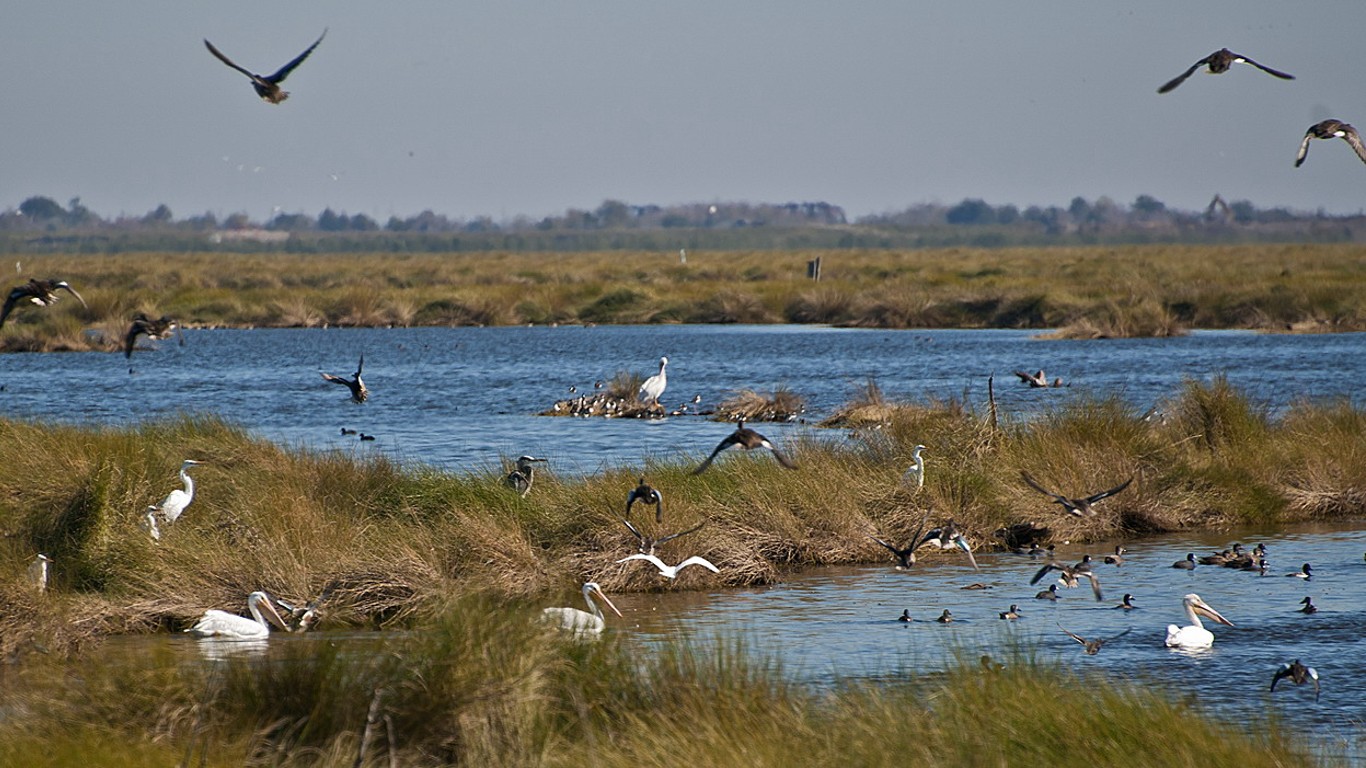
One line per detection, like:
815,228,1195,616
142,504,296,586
806,256,822,281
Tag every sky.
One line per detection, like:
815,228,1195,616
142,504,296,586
3,1,1364,223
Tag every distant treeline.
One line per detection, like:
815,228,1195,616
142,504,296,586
3,193,1365,253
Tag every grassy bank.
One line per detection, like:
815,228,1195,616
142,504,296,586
4,243,1365,351
1,378,1363,657
0,600,1322,767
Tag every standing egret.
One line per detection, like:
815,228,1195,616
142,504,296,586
692,421,797,474
541,582,622,637
625,477,664,522
1164,593,1234,649
204,30,327,104
616,553,720,579
638,356,668,405
901,444,927,493
506,455,547,497
186,591,291,640
321,354,368,403
28,553,52,593
1020,471,1133,517
0,278,87,328
149,460,203,525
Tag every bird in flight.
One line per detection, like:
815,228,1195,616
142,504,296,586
124,313,180,358
1020,471,1133,517
1157,48,1294,94
692,421,797,474
204,30,326,104
321,354,368,403
0,279,87,328
1295,120,1366,168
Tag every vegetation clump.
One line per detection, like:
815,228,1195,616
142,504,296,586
713,386,806,422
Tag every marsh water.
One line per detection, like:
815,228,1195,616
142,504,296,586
5,325,1366,759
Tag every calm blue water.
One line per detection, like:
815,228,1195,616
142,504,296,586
1,325,1362,475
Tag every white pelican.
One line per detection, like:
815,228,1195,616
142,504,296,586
900,444,926,493
617,553,720,580
28,553,51,593
1165,593,1234,649
692,421,797,474
505,455,547,497
149,459,203,525
638,356,668,404
186,591,290,640
541,582,621,637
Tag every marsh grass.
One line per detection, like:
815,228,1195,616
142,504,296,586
5,244,1366,353
713,385,807,422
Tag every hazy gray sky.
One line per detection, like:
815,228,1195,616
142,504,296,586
3,1,1363,223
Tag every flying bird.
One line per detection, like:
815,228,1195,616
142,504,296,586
616,553,720,580
1020,471,1133,517
204,30,326,104
621,518,704,556
1157,48,1294,94
0,279,87,328
1030,559,1103,602
321,354,368,403
1270,660,1320,702
625,477,664,522
638,356,668,404
185,591,291,640
148,459,203,525
692,420,797,474
1014,370,1063,388
1295,120,1366,168
541,582,622,637
1058,624,1132,655
124,313,180,358
505,455,547,497
1164,593,1234,649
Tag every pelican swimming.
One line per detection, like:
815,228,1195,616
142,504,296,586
28,553,51,593
1059,624,1132,655
999,604,1022,620
1172,553,1197,570
149,459,203,525
625,477,664,522
1164,593,1234,649
505,455,547,497
1157,48,1294,94
638,356,668,405
0,278,87,328
1295,119,1366,168
321,354,368,403
1030,559,1103,602
1115,593,1137,610
621,518,704,556
1020,471,1133,517
204,29,326,104
901,444,927,493
541,582,622,637
692,420,797,474
1298,596,1317,615
124,313,181,358
616,553,720,580
1286,563,1313,580
1271,660,1320,702
185,591,290,640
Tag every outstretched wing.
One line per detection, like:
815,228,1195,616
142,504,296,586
1020,471,1066,503
1058,624,1088,647
266,30,327,84
1081,571,1104,602
204,39,257,79
124,319,148,358
1029,562,1060,586
1083,476,1133,504
1238,55,1294,81
692,434,738,474
766,442,798,470
0,288,23,328
354,353,364,378
1157,57,1208,94
676,556,720,574
321,372,351,387
656,521,705,546
56,283,87,309
1341,125,1366,166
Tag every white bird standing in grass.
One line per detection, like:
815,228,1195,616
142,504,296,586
617,553,720,579
185,591,290,640
28,553,51,593
149,460,203,525
638,356,668,404
1165,593,1234,649
901,444,927,493
541,582,622,637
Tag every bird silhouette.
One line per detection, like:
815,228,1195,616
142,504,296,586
692,420,797,474
1020,471,1133,517
124,313,180,358
0,279,87,328
1271,660,1320,701
625,477,664,523
1157,48,1294,94
1295,120,1366,168
1058,624,1132,655
321,354,368,403
204,30,326,104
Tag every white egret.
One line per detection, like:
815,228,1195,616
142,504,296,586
150,459,203,525
616,553,720,580
185,591,291,640
901,444,926,493
692,421,797,474
506,455,547,497
541,582,622,637
28,553,51,593
638,356,668,404
1165,593,1234,649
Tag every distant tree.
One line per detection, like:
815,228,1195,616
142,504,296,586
1067,196,1092,221
19,196,65,220
270,212,314,231
995,204,1020,225
143,204,174,225
223,212,252,230
1132,195,1167,215
66,197,98,226
595,199,632,228
946,198,995,225
318,208,345,232
349,213,378,231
